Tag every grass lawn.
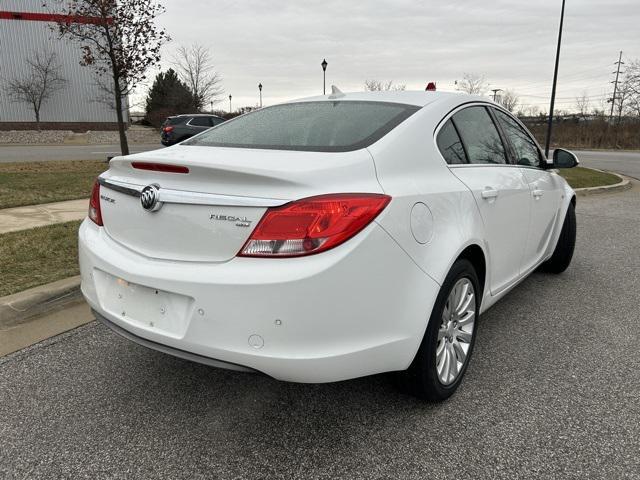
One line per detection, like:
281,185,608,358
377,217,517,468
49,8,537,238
0,160,107,209
558,167,621,189
0,221,81,297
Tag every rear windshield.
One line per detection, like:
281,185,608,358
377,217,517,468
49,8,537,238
164,117,187,126
183,101,420,152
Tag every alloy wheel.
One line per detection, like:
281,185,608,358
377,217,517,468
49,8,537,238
436,277,476,385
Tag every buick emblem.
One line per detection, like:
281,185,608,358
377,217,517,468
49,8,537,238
140,184,161,212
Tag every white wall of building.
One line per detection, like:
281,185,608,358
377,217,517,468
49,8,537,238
0,0,126,124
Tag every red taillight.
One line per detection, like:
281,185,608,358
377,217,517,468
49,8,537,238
163,126,174,133
89,179,103,226
131,162,189,174
239,193,391,258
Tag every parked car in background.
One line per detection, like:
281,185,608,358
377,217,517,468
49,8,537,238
161,114,225,146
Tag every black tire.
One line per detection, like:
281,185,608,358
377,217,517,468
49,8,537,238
541,201,576,274
397,259,480,402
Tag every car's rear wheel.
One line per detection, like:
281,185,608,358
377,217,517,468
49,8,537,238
541,201,576,274
398,259,479,401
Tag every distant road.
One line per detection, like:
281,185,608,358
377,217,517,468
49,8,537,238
573,150,640,180
0,144,638,179
0,143,163,163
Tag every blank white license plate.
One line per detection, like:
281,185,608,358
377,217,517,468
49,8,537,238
94,270,193,338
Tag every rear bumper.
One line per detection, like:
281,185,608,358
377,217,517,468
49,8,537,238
93,309,257,373
79,219,439,383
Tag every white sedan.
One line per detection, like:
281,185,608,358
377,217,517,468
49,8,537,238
79,90,577,401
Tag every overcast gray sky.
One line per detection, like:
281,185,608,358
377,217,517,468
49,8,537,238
144,0,639,113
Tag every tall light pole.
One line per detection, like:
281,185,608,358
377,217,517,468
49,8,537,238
229,94,232,113
544,0,566,159
258,83,263,108
491,88,503,102
321,59,328,95
210,100,213,114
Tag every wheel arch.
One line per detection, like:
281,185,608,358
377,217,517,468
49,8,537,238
455,244,486,299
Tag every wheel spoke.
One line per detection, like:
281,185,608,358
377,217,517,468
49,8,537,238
437,343,448,380
458,310,475,326
447,342,459,378
455,282,469,312
457,292,474,316
455,330,473,343
452,339,467,364
442,303,450,323
438,327,448,341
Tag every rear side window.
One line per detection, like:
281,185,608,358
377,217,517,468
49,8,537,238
493,109,541,167
184,101,420,152
452,106,507,164
436,120,467,164
189,117,212,127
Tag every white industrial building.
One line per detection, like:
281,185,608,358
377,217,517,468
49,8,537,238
0,0,127,130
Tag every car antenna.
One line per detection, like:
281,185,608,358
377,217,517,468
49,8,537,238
328,85,345,99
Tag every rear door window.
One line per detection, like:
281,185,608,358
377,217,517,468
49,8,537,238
189,117,211,127
452,106,508,164
436,119,467,164
493,109,541,167
184,101,420,152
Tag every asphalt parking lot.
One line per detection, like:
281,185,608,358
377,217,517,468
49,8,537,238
1,183,639,479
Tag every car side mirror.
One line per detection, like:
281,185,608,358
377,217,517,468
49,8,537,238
552,148,579,168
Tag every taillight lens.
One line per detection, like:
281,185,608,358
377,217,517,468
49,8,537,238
89,179,103,226
163,126,174,133
239,193,391,258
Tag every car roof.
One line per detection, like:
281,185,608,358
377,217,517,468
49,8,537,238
288,90,483,107
170,114,223,118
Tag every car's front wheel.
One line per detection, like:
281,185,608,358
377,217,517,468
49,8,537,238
398,259,480,402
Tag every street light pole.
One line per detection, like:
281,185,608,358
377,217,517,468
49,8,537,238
321,59,328,95
258,83,263,108
229,95,232,113
491,88,503,102
210,100,213,114
544,0,566,159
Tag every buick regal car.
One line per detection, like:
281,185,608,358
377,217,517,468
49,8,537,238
80,90,577,401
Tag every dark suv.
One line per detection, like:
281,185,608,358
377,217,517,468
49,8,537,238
161,114,226,146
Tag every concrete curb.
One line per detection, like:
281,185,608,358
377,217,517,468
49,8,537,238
574,171,632,196
0,276,82,329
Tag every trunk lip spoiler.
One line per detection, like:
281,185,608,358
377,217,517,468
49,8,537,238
98,177,289,208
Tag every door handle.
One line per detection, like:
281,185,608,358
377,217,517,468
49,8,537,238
481,188,499,199
532,189,544,198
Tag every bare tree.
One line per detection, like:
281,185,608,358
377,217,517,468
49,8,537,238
574,91,590,117
46,0,170,155
455,73,488,95
364,80,406,91
4,50,66,131
173,45,224,110
497,89,519,113
613,80,631,125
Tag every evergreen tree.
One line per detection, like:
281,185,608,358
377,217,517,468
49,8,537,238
145,69,197,127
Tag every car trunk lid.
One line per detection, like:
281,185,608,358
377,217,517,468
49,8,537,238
98,145,382,262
